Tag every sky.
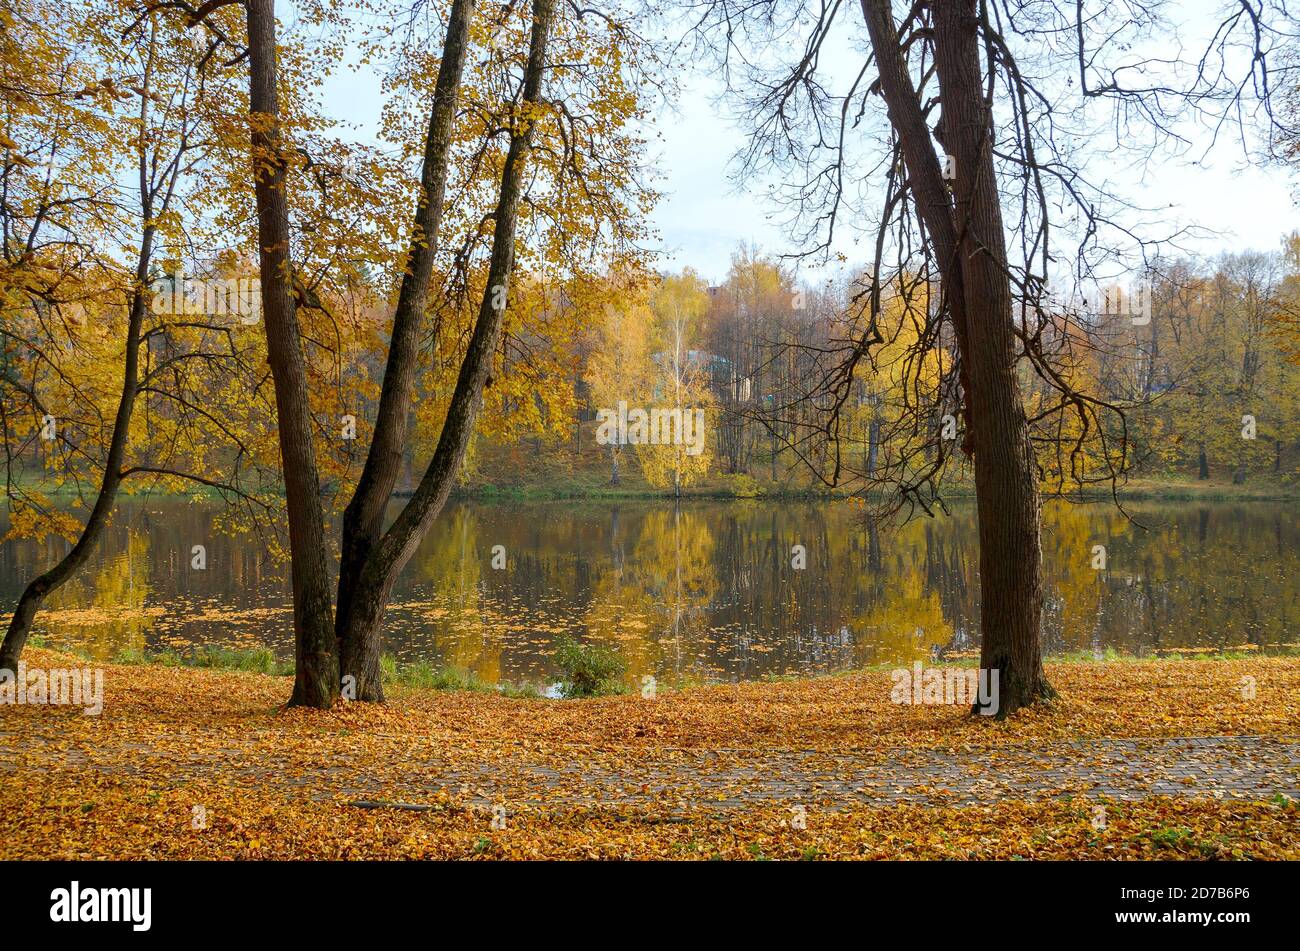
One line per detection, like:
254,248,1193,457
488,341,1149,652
646,78,1298,285
307,1,1298,287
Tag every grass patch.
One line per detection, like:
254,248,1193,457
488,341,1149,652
1046,647,1274,663
378,654,542,699
111,645,292,676
1146,826,1196,849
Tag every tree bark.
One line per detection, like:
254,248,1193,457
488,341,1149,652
336,0,476,684
336,0,556,701
861,0,1051,715
0,238,151,672
247,0,338,708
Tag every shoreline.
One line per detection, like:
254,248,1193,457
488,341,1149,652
12,478,1298,504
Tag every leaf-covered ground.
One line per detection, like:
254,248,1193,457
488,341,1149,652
1,649,1297,859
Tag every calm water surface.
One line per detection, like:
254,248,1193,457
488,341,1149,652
1,499,1295,687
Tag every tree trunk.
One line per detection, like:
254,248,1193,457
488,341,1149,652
861,0,1051,716
0,37,175,670
336,0,556,701
336,0,475,683
0,238,151,671
932,0,1050,715
1197,443,1209,480
247,0,338,708
1142,313,1159,399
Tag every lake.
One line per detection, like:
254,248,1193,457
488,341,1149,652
1,498,1295,688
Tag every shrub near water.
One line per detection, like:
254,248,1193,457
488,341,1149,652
553,636,627,698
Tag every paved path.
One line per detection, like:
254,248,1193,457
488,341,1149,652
4,728,1297,812
350,735,1300,810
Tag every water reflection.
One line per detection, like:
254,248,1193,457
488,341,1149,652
1,499,1295,686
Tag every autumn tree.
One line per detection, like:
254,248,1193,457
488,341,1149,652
1113,250,1300,483
1,0,261,671
639,270,712,493
679,0,1297,715
332,0,560,701
586,293,654,484
157,0,653,705
706,249,795,476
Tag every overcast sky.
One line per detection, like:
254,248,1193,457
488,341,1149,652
310,0,1298,286
647,76,1298,284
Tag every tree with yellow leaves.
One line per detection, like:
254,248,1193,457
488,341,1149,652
586,294,654,485
637,270,713,495
1,0,264,672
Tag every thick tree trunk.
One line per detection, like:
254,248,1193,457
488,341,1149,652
336,0,476,683
1197,443,1209,480
931,0,1050,715
337,0,556,701
0,238,151,672
247,0,338,708
861,0,1051,715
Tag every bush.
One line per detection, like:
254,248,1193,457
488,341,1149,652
727,473,763,498
553,636,626,698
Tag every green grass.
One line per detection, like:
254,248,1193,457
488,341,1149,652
32,638,545,695
6,473,238,501
29,637,292,675
110,645,293,676
14,458,1298,504
457,476,1300,503
1046,647,1275,663
1146,826,1200,851
379,653,542,699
